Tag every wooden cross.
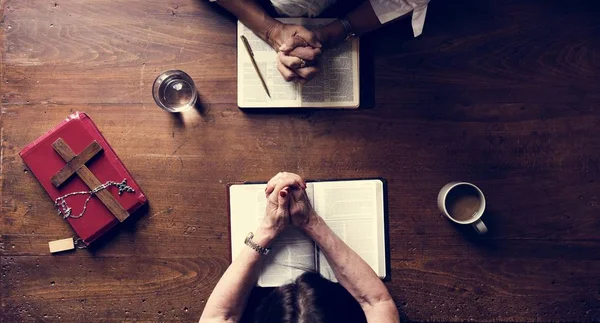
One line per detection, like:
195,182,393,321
51,138,129,222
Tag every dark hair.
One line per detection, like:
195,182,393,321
253,272,367,323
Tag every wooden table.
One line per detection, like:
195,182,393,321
2,0,599,321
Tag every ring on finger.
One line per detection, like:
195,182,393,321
299,58,306,68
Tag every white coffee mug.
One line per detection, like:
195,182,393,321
437,182,487,234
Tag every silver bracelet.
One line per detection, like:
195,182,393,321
244,232,270,255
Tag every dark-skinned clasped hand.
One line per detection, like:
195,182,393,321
277,37,322,84
267,23,324,84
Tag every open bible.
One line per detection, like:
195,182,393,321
237,18,360,108
229,179,387,287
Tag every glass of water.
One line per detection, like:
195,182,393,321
152,70,198,113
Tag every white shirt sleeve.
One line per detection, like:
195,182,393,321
369,0,430,37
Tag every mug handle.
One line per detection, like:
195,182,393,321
472,220,487,235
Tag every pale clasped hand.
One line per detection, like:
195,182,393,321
262,172,319,238
288,183,319,230
261,172,306,237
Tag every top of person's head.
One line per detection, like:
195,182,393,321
254,272,367,323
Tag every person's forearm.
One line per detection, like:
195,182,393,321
303,215,398,315
315,1,380,48
346,1,384,35
318,1,409,48
199,227,275,323
213,0,281,46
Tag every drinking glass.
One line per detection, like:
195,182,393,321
152,70,198,112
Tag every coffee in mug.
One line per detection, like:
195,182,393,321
437,182,487,234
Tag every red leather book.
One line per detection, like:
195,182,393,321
19,112,147,245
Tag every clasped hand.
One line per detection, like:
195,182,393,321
267,23,325,84
261,172,318,238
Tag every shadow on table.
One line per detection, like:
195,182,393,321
447,208,503,245
85,202,150,253
167,93,214,128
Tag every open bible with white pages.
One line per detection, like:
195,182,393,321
237,18,360,109
229,179,387,287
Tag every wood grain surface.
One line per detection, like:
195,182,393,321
2,0,600,322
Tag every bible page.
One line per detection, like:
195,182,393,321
312,180,386,282
299,19,359,108
237,21,301,108
229,183,317,287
